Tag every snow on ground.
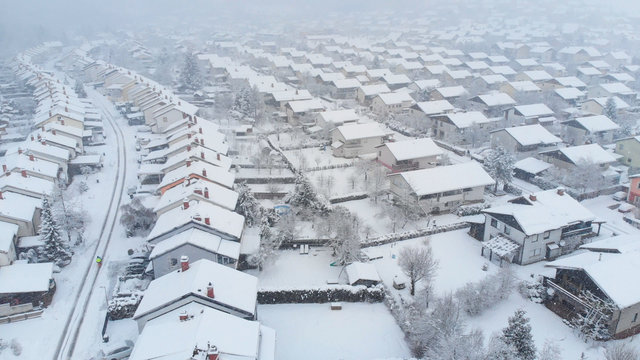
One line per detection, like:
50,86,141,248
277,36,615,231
582,195,639,236
258,303,411,360
247,248,344,288
282,146,353,170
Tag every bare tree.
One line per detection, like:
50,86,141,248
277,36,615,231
399,243,439,296
604,343,639,360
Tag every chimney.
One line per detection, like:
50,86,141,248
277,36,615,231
1,164,6,172
0,191,3,200
216,153,221,161
187,145,191,152
200,152,205,159
41,140,46,145
37,134,42,140
598,253,602,261
202,169,207,177
64,106,68,112
18,148,22,155
557,187,565,196
60,119,65,125
31,135,34,141
188,122,192,128
21,170,27,178
187,133,192,139
199,127,203,134
207,346,219,360
180,256,190,272
29,154,34,161
207,282,214,298
204,217,210,226
200,139,204,146
52,129,56,135
179,310,188,321
204,187,209,199
194,187,203,195
186,160,192,167
194,117,198,124
529,194,537,202
183,198,190,210
193,213,202,221
49,111,52,117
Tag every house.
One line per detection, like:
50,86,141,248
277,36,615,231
431,111,501,145
482,188,595,265
24,142,71,175
147,200,245,244
588,83,636,103
0,191,42,237
317,109,359,128
581,96,629,116
129,304,275,360
554,88,587,105
370,92,415,115
330,78,361,99
388,161,494,213
562,115,620,145
513,157,552,181
506,104,555,126
284,99,324,125
132,258,258,330
409,100,455,124
615,136,640,169
345,262,381,287
0,173,55,199
0,262,55,306
499,81,541,98
0,153,59,182
539,144,618,170
628,174,640,205
331,123,390,158
490,124,561,157
382,74,412,90
269,89,312,111
470,92,517,117
430,86,468,102
544,241,640,339
376,138,443,172
0,222,19,266
154,178,238,214
150,228,241,278
357,84,391,105
155,161,235,195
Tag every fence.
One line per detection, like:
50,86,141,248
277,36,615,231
257,285,385,304
361,222,471,248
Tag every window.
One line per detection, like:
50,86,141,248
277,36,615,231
532,248,541,256
170,258,178,266
628,158,632,163
633,313,638,323
543,231,551,239
504,225,510,235
491,218,498,228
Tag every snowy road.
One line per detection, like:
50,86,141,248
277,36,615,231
54,88,129,360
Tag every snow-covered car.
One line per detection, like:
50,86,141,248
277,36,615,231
101,340,134,360
612,191,627,201
127,185,155,199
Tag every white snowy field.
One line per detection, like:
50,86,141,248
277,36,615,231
258,303,411,360
282,146,354,170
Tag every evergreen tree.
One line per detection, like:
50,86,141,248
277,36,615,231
74,80,87,98
179,52,203,91
39,197,72,266
501,309,536,360
288,173,326,213
234,181,260,227
484,146,515,193
604,97,618,122
249,215,282,271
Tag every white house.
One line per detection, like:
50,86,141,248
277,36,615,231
0,221,19,266
539,143,618,170
331,123,390,158
376,138,443,172
562,115,620,145
505,104,555,126
370,92,415,115
490,124,561,157
388,161,494,213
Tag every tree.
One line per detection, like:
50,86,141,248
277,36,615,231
537,339,561,360
288,173,327,214
564,159,606,194
74,80,87,98
604,343,639,360
484,146,515,192
51,185,86,243
119,198,157,237
323,206,361,265
501,309,536,360
179,52,203,91
485,335,518,360
39,197,72,267
249,215,282,271
604,97,618,122
234,182,260,227
399,244,439,296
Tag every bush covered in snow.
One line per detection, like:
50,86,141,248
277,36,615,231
257,285,384,304
454,203,489,217
518,279,547,303
108,291,143,320
455,265,516,316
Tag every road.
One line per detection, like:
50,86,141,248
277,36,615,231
54,87,129,360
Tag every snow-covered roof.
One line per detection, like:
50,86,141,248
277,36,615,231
599,82,635,95
513,104,554,118
335,123,387,141
434,85,467,98
395,161,494,196
555,76,587,88
444,111,492,128
414,100,454,115
546,248,640,308
522,70,552,82
382,138,442,161
413,79,441,90
133,259,258,320
0,191,42,222
0,174,55,198
577,67,602,76
359,84,391,96
148,201,245,241
506,81,540,92
333,78,361,89
157,161,235,191
514,157,551,175
376,92,414,105
555,87,585,100
154,179,238,212
287,99,324,113
0,221,19,253
500,124,561,146
382,74,411,85
484,189,595,236
480,74,508,85
0,153,59,179
0,262,53,294
272,89,312,102
474,93,516,107
482,236,521,257
547,144,617,165
579,235,640,254
150,228,240,261
345,262,381,285
318,109,359,125
130,304,274,360
588,96,630,110
569,115,620,133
